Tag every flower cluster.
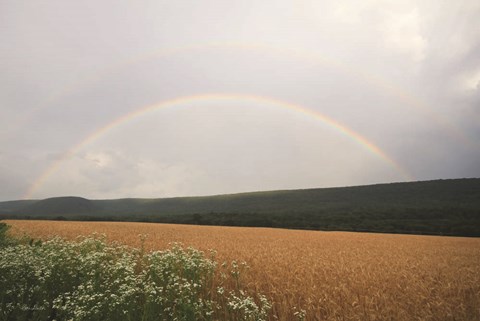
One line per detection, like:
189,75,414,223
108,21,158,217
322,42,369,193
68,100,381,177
0,235,270,321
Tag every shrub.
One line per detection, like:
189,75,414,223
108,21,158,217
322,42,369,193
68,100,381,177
0,235,270,321
0,222,15,247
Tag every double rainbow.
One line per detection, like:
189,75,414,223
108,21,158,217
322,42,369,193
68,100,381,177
10,42,474,149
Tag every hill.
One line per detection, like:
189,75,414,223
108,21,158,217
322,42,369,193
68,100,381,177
1,178,479,236
22,197,97,215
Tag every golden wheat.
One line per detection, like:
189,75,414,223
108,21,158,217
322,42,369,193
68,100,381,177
5,220,480,321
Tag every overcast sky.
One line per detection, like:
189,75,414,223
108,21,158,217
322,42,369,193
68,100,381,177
1,0,479,201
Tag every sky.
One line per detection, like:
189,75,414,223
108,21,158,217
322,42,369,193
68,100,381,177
1,0,479,201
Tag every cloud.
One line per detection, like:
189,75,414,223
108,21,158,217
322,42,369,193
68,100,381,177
382,7,427,62
0,0,479,200
33,150,208,199
457,68,480,92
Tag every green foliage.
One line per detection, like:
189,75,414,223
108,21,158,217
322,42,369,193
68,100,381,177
0,222,17,247
0,235,270,321
0,222,9,246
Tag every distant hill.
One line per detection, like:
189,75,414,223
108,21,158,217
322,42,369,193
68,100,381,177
22,197,97,215
1,178,479,236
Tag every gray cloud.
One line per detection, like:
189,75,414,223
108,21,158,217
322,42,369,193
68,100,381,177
1,0,479,200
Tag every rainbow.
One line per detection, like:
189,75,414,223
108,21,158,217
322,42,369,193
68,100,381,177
24,93,414,199
9,42,476,149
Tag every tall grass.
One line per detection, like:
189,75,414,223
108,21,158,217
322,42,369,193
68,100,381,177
0,231,270,321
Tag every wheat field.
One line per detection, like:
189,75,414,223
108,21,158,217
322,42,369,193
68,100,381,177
5,220,480,321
